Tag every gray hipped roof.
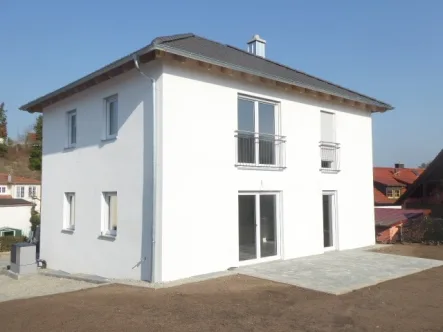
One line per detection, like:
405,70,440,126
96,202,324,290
20,33,393,112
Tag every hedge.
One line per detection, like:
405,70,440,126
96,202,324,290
0,236,27,252
401,217,443,244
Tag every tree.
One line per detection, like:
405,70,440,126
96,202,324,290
29,204,40,232
29,115,42,171
0,102,7,157
419,162,430,169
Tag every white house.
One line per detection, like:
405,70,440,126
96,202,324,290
20,33,393,282
0,173,41,210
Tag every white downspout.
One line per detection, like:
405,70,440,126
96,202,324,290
133,55,158,283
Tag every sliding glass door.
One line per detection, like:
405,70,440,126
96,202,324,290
238,193,279,262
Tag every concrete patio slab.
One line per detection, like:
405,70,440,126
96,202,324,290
237,248,443,295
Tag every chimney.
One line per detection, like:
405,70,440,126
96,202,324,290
247,34,266,58
394,163,404,169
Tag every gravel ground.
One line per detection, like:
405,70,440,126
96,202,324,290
0,274,99,302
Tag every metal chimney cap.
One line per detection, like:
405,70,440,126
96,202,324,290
248,34,266,44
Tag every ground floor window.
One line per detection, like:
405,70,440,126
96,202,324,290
102,192,118,236
64,193,76,230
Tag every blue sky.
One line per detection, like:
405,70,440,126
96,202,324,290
1,0,441,166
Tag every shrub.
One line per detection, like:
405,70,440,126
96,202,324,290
29,205,40,232
401,217,443,244
0,236,27,252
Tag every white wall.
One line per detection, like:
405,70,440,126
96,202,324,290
41,61,161,280
159,61,375,282
0,205,33,236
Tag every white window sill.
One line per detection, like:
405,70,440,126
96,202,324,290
101,136,117,143
61,228,75,234
320,168,340,174
235,164,286,171
98,233,117,240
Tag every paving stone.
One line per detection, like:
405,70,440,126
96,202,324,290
237,248,443,294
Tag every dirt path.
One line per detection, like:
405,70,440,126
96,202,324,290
1,267,443,331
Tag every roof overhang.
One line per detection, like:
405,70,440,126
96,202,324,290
20,44,394,113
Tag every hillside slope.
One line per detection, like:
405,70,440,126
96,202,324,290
0,145,41,180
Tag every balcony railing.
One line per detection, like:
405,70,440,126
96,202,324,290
320,141,340,173
235,130,286,169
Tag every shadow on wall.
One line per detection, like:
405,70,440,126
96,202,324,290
42,68,154,156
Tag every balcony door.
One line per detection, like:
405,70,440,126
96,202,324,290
238,192,280,263
237,96,283,167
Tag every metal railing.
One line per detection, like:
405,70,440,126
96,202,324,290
320,141,340,172
235,131,286,169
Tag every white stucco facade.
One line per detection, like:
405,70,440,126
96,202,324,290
39,57,376,282
0,205,33,236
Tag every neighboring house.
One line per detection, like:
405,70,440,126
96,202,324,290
397,150,443,217
0,198,35,236
373,164,423,207
374,208,431,243
20,33,393,282
0,173,41,211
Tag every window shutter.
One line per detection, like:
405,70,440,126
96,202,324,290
321,111,334,142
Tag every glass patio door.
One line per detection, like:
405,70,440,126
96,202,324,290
322,191,337,250
238,193,279,262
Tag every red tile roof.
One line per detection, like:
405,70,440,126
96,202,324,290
373,167,423,204
375,208,431,227
374,188,393,204
374,167,423,186
0,173,40,185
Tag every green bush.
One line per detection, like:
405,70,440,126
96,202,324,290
0,236,27,252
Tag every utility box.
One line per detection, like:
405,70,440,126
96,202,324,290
10,243,37,276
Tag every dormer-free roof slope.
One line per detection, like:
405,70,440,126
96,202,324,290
21,33,393,113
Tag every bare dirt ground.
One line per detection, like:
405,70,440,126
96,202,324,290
1,268,443,332
374,243,443,261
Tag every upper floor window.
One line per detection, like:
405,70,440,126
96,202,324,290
105,95,118,139
28,186,37,198
67,110,77,148
320,111,340,173
235,96,285,169
0,186,6,194
16,186,25,198
387,187,401,199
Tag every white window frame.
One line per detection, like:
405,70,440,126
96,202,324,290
101,192,117,237
320,110,336,143
237,191,282,266
28,186,37,198
63,193,76,231
67,110,77,148
104,95,118,140
0,186,6,194
236,95,283,168
320,110,340,173
16,186,25,198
